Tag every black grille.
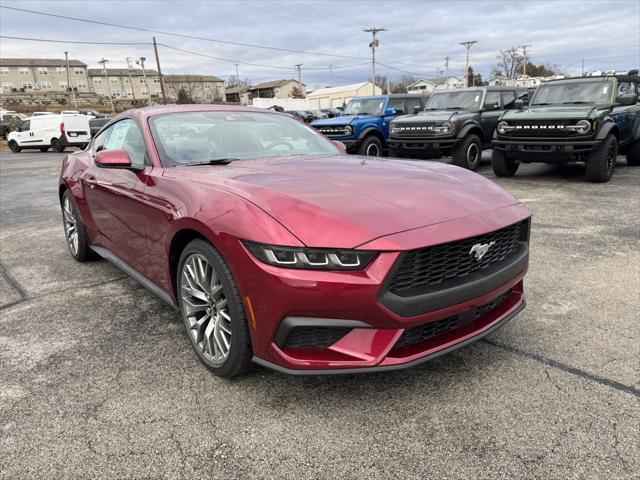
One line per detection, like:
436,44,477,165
388,221,526,297
392,123,440,137
394,290,511,349
283,326,351,349
503,120,584,138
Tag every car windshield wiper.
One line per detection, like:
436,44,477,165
531,102,552,106
178,158,240,167
562,101,592,105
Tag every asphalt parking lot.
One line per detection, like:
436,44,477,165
1,151,638,479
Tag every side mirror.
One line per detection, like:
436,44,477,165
413,105,421,114
514,99,527,109
95,149,132,168
615,93,637,106
331,140,347,154
384,107,396,117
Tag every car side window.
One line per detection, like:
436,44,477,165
95,119,148,167
18,120,30,132
405,97,422,114
483,91,502,110
502,91,517,109
387,98,406,115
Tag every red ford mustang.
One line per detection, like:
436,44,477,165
59,105,530,377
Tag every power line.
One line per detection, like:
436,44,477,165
0,5,370,60
0,35,151,45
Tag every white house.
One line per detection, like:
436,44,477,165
407,76,463,94
306,81,382,109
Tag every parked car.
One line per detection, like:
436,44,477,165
308,110,329,120
59,104,530,377
388,87,529,170
79,109,107,119
8,113,91,152
320,108,342,118
89,117,111,137
0,111,25,139
311,94,429,156
492,72,640,182
285,110,315,123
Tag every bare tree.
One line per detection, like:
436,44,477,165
495,47,525,79
290,86,305,99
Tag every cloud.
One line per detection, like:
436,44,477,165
0,0,638,89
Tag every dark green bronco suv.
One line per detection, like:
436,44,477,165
492,72,640,182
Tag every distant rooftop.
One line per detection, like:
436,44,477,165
0,58,86,67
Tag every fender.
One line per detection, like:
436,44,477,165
357,125,384,141
457,122,484,140
596,120,619,140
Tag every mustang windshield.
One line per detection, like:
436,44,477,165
343,98,385,116
150,111,340,166
531,80,614,106
425,91,483,111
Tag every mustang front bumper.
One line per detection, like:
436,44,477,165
226,204,530,374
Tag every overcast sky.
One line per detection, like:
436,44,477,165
0,0,638,89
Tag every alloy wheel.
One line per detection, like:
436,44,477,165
181,254,232,366
62,196,79,256
366,143,380,156
467,143,480,167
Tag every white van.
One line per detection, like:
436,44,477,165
7,114,91,153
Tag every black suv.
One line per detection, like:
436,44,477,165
388,87,529,170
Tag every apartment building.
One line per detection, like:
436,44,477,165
87,68,162,100
0,58,90,94
164,75,226,103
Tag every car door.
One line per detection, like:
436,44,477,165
12,120,31,146
480,91,503,144
82,118,154,271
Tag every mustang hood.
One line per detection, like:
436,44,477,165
502,105,603,121
175,156,521,249
393,110,471,124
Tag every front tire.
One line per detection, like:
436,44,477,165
492,149,520,177
357,135,383,156
626,139,640,166
586,134,617,182
177,239,252,378
51,138,65,153
452,134,481,171
61,190,96,262
8,140,21,153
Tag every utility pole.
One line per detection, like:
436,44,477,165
64,51,77,109
125,56,137,102
460,41,477,87
386,73,390,94
581,59,585,77
444,56,450,77
152,36,167,104
136,57,152,106
235,63,240,87
294,64,302,84
329,64,333,87
364,27,386,95
520,44,532,77
99,58,115,114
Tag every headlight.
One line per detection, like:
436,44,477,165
572,119,591,134
497,121,509,134
343,125,353,135
243,241,377,270
390,123,401,135
432,121,454,135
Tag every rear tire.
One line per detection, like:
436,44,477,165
177,239,253,378
357,136,383,156
452,134,481,171
51,138,65,153
492,149,520,177
61,190,97,262
626,139,640,166
586,134,617,182
8,140,21,153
